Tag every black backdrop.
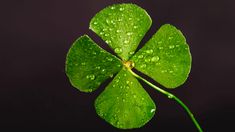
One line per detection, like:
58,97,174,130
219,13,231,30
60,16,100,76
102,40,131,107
1,0,235,131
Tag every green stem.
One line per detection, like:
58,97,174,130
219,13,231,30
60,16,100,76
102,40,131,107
128,69,203,132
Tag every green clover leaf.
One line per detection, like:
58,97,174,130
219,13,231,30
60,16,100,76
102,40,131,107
65,3,202,131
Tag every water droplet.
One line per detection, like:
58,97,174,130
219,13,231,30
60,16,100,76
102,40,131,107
146,49,153,54
111,6,115,10
151,56,160,62
169,45,175,49
168,36,173,40
100,32,104,35
105,40,111,44
140,64,146,68
101,69,106,73
81,62,86,66
118,18,122,22
93,22,97,25
106,57,113,61
138,55,144,58
161,70,167,73
145,58,151,62
141,97,145,100
119,7,124,11
168,94,173,99
169,70,173,73
124,40,129,44
129,51,135,55
150,109,155,113
127,32,133,36
126,86,130,89
114,48,122,53
128,17,132,20
159,47,163,50
95,66,100,70
122,99,126,102
134,26,138,29
104,33,109,37
126,81,130,84
123,74,127,77
133,94,137,98
116,30,121,33
116,97,119,99
86,74,95,80
109,28,113,31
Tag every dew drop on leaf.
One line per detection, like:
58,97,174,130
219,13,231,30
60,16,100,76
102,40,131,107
129,51,135,55
146,49,153,54
138,55,144,58
140,64,146,68
169,45,175,49
114,48,122,53
151,56,160,62
119,7,124,11
86,74,95,80
111,6,115,10
134,25,138,29
150,109,155,113
95,66,100,70
116,30,121,33
127,32,133,36
81,62,86,66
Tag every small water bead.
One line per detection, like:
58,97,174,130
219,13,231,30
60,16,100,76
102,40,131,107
169,45,175,49
109,74,114,78
105,40,111,44
140,64,146,68
123,74,127,77
114,48,122,53
126,86,130,89
150,109,155,113
95,66,100,69
118,18,122,22
111,6,115,10
81,62,86,66
151,56,160,62
101,69,106,73
122,99,126,102
158,47,163,50
141,97,145,101
106,57,113,61
133,26,138,29
116,30,121,33
138,55,144,58
133,94,137,98
86,74,95,80
128,17,132,20
129,51,135,55
127,32,133,36
168,36,173,40
119,7,124,11
126,81,130,84
146,49,153,54
124,40,129,44
100,32,104,35
161,70,167,73
169,70,173,73
144,58,151,62
93,22,98,25
104,33,109,37
168,94,173,99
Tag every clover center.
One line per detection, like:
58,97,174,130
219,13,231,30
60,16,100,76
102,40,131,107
123,60,135,69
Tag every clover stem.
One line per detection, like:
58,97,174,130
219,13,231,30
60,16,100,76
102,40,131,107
128,69,203,132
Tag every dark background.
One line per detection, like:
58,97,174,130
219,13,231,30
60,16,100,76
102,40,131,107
1,0,234,131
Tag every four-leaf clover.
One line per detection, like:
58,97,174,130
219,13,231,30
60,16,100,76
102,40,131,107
66,3,196,130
